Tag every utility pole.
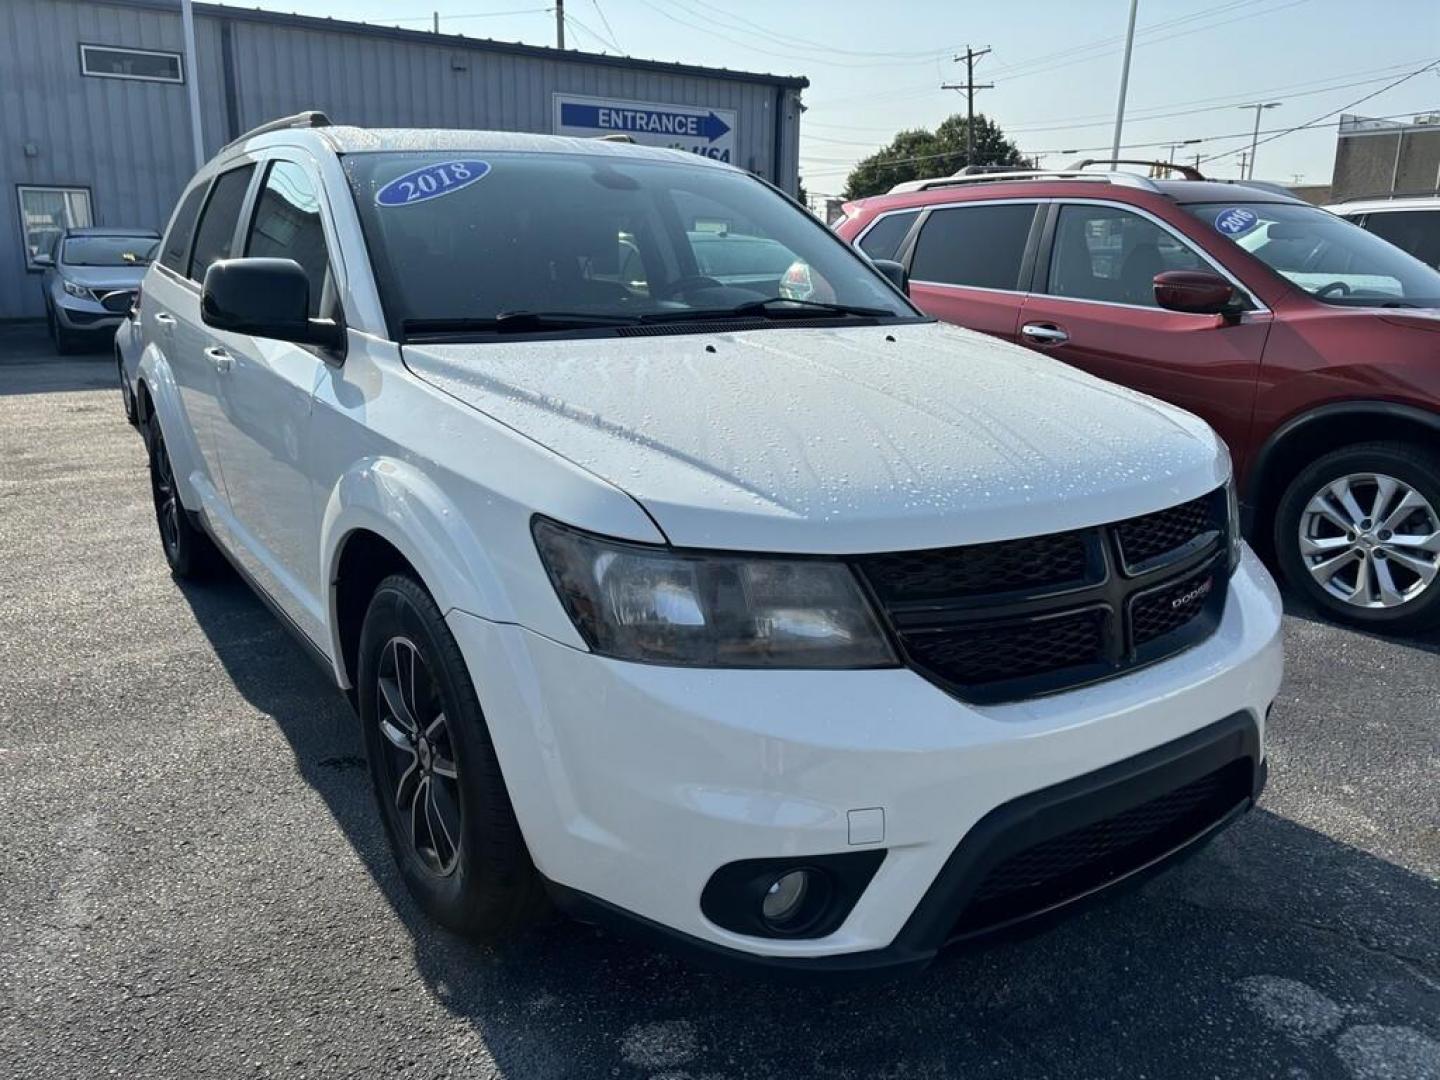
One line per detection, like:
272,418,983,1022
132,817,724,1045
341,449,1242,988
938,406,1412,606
555,0,565,49
1238,151,1249,180
1238,101,1281,179
179,0,204,169
433,11,439,33
1109,0,1140,161
941,46,992,167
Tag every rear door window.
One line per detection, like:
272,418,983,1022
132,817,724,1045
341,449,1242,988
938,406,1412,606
857,211,919,261
188,165,255,282
245,160,331,317
159,183,208,274
910,203,1036,290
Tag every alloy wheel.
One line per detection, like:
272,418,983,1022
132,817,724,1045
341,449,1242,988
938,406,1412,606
375,636,463,877
149,427,181,559
1299,472,1440,609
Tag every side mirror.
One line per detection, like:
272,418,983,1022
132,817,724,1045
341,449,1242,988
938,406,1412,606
201,257,344,351
1153,270,1238,316
33,253,54,268
871,258,910,296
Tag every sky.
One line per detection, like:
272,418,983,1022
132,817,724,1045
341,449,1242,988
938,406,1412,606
229,0,1440,199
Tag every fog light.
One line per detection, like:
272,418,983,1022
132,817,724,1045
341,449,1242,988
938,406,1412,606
761,870,811,925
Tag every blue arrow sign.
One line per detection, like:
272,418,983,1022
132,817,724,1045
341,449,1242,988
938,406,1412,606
559,102,731,143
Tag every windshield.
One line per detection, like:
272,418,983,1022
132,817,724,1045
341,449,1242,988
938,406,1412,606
342,150,919,338
1184,201,1440,307
62,236,156,267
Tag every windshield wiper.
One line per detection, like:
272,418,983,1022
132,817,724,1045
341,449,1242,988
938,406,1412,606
643,297,897,323
403,311,645,337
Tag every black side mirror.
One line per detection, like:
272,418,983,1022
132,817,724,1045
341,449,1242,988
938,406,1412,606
871,258,909,296
201,258,344,352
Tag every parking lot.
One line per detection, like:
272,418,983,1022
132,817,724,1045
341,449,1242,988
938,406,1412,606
0,324,1436,1080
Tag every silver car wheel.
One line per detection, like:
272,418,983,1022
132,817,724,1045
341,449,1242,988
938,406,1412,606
1299,471,1440,609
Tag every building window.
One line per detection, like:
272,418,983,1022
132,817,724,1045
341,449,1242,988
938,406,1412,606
79,44,184,84
17,186,93,269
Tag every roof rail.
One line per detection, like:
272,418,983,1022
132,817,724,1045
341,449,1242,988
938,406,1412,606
1068,158,1206,180
1338,188,1440,203
888,169,1162,195
223,110,332,152
595,133,636,143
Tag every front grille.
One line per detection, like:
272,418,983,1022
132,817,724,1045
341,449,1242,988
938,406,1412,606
951,759,1250,938
98,289,135,313
854,486,1230,703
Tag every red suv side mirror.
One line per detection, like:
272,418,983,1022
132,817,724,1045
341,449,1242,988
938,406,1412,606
1153,270,1236,316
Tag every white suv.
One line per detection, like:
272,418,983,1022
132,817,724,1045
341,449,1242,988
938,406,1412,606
133,113,1283,980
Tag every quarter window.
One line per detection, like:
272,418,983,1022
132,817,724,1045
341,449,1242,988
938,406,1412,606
188,165,255,283
159,184,208,274
80,44,183,83
246,161,331,317
857,211,919,261
910,204,1036,290
1048,205,1207,307
17,186,92,269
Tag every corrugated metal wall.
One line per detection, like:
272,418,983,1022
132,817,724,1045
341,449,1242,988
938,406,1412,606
0,0,803,320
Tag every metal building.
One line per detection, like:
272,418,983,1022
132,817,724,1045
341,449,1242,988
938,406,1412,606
1330,113,1440,202
0,0,807,320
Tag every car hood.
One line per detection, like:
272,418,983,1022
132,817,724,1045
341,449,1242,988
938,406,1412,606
61,265,148,290
403,321,1228,553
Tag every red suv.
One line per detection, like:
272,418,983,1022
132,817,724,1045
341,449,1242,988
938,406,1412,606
836,167,1440,633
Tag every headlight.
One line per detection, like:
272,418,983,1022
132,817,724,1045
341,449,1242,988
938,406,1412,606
533,518,897,668
1226,476,1242,571
61,279,90,300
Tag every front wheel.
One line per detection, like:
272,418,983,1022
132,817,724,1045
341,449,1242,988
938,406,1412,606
1274,441,1440,634
358,574,544,938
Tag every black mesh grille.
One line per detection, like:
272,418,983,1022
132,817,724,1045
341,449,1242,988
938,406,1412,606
1131,567,1219,646
905,610,1104,685
98,290,135,313
854,487,1229,702
953,760,1249,936
1116,494,1219,570
859,531,1088,602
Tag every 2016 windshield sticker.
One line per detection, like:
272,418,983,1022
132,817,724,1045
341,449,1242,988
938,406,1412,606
375,160,490,206
1214,207,1259,236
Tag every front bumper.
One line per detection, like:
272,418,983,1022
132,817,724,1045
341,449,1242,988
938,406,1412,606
448,548,1283,975
53,296,126,330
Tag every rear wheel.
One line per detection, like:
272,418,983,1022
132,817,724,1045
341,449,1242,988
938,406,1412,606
1275,441,1440,634
358,573,544,938
118,352,137,424
145,412,218,578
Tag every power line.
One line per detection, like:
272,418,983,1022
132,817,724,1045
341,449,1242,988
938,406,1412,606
590,0,621,53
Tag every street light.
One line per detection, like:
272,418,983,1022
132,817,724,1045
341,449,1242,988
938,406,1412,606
1239,102,1281,181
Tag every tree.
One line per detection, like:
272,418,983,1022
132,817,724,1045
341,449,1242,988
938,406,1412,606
843,113,1027,200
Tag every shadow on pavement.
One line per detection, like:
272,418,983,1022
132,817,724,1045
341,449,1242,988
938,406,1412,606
175,569,1440,1079
0,323,115,396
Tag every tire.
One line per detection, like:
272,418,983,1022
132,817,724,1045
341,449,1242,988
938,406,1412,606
145,412,218,579
54,320,83,355
45,303,57,343
1274,440,1440,634
118,353,137,424
358,573,544,938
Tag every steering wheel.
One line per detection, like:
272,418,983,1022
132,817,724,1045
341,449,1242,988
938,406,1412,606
652,275,725,300
1314,280,1351,299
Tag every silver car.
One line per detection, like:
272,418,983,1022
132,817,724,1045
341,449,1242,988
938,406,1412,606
38,227,158,353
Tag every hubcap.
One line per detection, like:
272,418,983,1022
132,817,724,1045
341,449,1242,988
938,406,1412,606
149,429,181,558
1299,472,1440,609
376,636,461,877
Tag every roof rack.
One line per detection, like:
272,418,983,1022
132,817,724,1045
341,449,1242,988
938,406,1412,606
1338,189,1440,203
594,133,636,143
888,169,1163,195
223,110,332,151
1069,158,1206,180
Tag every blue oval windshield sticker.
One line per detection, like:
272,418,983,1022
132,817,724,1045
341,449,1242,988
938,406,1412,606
375,160,490,207
1214,207,1259,236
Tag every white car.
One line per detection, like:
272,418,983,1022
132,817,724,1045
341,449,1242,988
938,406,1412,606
132,113,1283,980
1326,194,1440,271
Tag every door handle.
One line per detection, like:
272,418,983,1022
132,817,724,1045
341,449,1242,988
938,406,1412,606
1021,322,1069,346
204,346,234,373
154,312,176,330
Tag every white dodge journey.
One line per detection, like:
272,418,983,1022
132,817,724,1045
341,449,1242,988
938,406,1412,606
131,112,1283,980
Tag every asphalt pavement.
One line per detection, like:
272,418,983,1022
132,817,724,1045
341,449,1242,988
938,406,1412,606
0,324,1436,1080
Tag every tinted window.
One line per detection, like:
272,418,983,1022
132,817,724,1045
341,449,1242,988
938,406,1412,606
342,151,917,334
1360,210,1440,271
1183,201,1440,307
857,211,919,261
246,161,330,317
63,235,157,267
160,184,207,273
1048,204,1207,307
188,165,255,282
910,204,1035,290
